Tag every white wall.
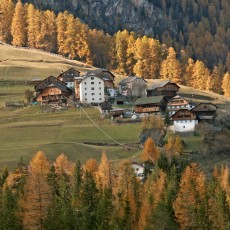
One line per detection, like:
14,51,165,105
173,120,196,132
80,76,105,103
131,163,144,180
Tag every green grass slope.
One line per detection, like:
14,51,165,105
0,44,229,170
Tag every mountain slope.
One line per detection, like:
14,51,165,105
21,0,230,70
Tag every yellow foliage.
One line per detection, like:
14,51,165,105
141,137,159,163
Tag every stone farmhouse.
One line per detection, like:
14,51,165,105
118,76,147,97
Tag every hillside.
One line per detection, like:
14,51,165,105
0,45,229,170
21,0,230,69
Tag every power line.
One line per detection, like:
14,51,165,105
80,107,139,150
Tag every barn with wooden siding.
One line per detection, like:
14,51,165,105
134,96,167,114
147,81,180,101
191,103,218,121
34,76,67,95
36,83,71,105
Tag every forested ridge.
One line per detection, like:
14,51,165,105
21,0,230,70
0,0,230,96
0,148,230,229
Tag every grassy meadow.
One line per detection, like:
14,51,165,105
0,106,141,169
0,44,230,170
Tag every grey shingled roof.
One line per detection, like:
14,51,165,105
84,69,115,80
119,76,147,85
134,96,165,105
147,80,179,90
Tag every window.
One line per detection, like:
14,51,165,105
85,93,87,95
91,77,94,80
99,93,101,95
91,87,94,90
99,98,101,100
91,82,94,84
99,87,101,90
92,98,94,101
84,82,87,85
99,82,101,84
85,88,87,90
136,168,139,171
183,126,185,128
91,93,95,95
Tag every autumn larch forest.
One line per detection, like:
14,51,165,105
0,0,230,96
0,0,230,229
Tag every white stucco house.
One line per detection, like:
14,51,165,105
171,109,198,132
79,75,105,104
131,162,144,180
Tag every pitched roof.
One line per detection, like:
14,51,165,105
57,67,80,78
35,75,66,89
119,76,147,85
84,69,115,80
134,96,165,105
171,109,196,120
147,80,180,90
47,83,70,92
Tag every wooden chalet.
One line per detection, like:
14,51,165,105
134,96,167,114
171,109,197,132
147,81,180,101
84,69,115,89
191,103,217,121
167,95,191,116
36,83,71,105
34,76,67,95
57,68,80,89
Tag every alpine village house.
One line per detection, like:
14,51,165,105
34,68,116,105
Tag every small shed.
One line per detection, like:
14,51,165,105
110,108,124,117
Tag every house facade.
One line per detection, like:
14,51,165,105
36,83,71,105
131,162,144,180
34,76,66,95
79,76,105,104
57,68,80,89
171,109,197,132
147,81,180,101
84,69,116,96
191,103,217,121
167,95,192,116
134,96,167,115
118,76,147,97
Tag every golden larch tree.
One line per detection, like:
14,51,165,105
11,0,27,46
56,12,67,55
96,151,111,189
0,0,14,43
173,163,206,229
160,47,182,84
84,158,98,175
64,14,77,59
54,153,75,176
141,137,160,163
115,30,129,75
26,4,41,48
222,72,230,97
138,169,167,230
21,151,52,230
